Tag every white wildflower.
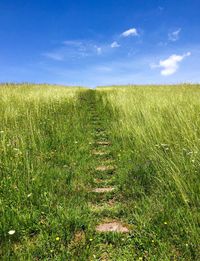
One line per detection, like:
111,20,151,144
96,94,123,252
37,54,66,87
8,230,15,235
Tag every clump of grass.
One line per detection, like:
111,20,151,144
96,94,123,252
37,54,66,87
0,84,94,259
98,85,200,259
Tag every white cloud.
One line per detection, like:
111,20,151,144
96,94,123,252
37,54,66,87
43,52,64,61
62,40,82,46
168,28,181,42
95,66,112,72
121,28,138,37
111,41,120,48
153,52,191,76
96,47,102,55
43,41,105,61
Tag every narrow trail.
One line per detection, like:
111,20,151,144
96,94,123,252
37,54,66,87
88,90,130,235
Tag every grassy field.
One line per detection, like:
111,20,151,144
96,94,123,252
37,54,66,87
0,84,199,260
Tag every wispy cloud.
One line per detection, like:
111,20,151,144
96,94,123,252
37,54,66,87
151,52,191,76
95,46,102,55
39,48,200,87
62,40,83,46
43,40,104,61
168,28,181,42
158,6,164,12
121,28,138,37
43,52,65,61
111,41,120,48
95,66,112,72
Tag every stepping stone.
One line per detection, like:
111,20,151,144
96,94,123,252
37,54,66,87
91,187,115,193
96,221,129,233
92,150,108,156
96,141,111,146
96,165,115,171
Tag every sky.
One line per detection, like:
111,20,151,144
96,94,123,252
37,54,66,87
0,0,200,87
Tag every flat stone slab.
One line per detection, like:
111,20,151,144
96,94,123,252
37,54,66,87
91,187,115,193
96,141,111,146
96,165,115,171
96,221,129,233
92,150,108,156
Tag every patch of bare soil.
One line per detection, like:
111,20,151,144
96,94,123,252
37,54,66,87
95,165,115,171
68,231,86,250
91,187,115,193
96,221,129,233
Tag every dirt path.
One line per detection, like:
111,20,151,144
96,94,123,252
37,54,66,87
86,90,131,258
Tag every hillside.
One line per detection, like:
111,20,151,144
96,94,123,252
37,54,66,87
0,84,199,260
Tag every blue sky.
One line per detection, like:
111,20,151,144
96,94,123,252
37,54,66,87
0,0,200,87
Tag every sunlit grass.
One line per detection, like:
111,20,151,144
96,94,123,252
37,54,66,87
1,83,199,259
0,84,93,259
98,84,200,259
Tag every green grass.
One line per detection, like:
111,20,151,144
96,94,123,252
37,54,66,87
98,85,200,260
0,83,200,260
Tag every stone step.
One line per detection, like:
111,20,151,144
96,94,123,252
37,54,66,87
96,141,111,146
95,165,115,172
96,221,129,233
91,150,109,156
91,187,115,193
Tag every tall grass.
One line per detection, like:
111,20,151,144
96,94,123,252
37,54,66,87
0,84,94,259
98,85,200,259
1,84,199,260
